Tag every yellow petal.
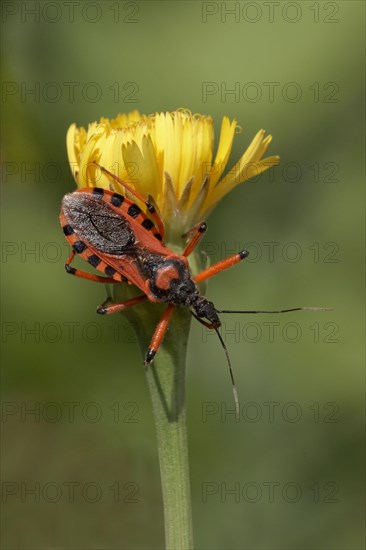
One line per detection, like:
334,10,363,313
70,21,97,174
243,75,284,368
66,123,79,183
122,135,161,204
189,117,213,204
205,154,280,214
66,123,87,185
79,124,109,188
208,116,237,189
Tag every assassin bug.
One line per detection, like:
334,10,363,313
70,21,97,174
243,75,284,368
60,162,327,415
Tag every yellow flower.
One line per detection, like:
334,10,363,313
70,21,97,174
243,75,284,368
66,109,279,243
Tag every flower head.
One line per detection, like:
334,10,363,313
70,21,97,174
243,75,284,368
67,109,279,243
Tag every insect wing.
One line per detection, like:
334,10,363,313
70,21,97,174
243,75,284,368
60,187,180,292
75,187,170,255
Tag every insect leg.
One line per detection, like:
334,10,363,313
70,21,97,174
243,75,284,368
93,162,165,238
144,304,175,365
96,294,147,315
182,222,207,256
194,249,249,283
65,250,119,284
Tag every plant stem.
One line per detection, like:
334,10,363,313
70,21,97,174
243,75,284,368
114,282,194,549
112,240,204,548
143,307,193,549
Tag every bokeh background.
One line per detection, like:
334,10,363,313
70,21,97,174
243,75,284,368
1,1,364,548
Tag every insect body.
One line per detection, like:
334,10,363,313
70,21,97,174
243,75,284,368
61,163,326,413
60,167,248,364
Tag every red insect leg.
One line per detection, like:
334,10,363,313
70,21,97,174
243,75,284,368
94,162,165,238
144,304,175,364
194,250,249,283
65,250,119,284
182,222,207,257
96,295,147,315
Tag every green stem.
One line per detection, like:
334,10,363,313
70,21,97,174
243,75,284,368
113,285,194,549
143,308,193,549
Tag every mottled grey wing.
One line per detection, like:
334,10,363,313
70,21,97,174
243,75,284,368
62,192,136,255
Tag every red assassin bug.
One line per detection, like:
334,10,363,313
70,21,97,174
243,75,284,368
60,162,326,414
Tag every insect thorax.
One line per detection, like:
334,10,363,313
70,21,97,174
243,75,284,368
137,254,198,305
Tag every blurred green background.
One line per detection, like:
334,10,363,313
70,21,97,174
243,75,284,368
1,1,364,548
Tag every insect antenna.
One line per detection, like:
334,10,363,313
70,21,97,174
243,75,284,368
192,312,240,420
213,325,240,421
217,307,332,314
